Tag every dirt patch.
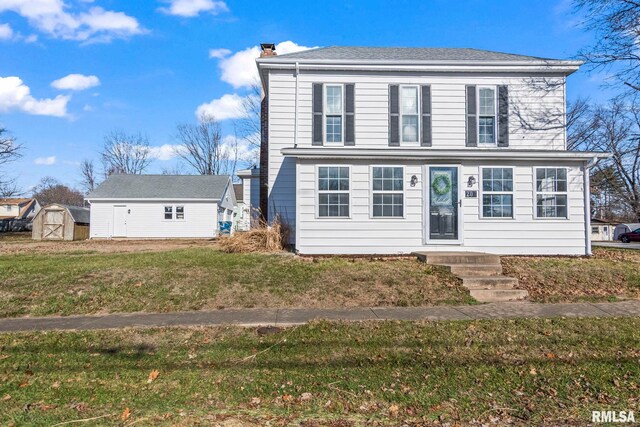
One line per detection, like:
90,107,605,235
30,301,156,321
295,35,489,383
0,237,218,255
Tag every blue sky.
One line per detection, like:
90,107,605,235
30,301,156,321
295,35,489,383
0,0,616,192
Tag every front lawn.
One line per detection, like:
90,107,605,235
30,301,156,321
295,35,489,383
1,318,638,425
503,247,640,303
0,245,470,317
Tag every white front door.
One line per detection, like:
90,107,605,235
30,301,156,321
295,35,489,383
113,206,127,237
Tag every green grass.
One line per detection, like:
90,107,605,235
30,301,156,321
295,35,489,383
0,247,472,317
1,318,639,425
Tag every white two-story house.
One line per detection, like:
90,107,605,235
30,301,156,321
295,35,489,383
255,45,607,256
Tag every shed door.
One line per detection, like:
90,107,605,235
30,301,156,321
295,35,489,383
42,209,64,240
113,206,127,237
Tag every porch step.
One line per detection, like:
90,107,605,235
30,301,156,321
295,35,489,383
415,251,528,303
469,289,530,303
413,251,501,266
461,276,518,290
446,264,502,277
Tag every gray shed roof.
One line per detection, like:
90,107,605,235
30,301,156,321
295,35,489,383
261,46,562,62
43,204,90,224
87,175,231,200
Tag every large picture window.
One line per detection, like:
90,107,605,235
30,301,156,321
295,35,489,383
372,167,404,217
481,167,514,218
324,85,343,143
400,86,419,143
535,168,568,218
478,87,496,144
318,166,349,217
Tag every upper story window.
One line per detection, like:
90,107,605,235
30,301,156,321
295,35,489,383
478,87,496,144
535,167,568,219
401,86,419,143
324,85,343,143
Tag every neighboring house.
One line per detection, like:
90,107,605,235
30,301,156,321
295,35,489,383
86,175,235,239
590,218,615,242
237,166,260,226
0,198,41,232
233,183,250,231
255,44,609,255
32,204,90,241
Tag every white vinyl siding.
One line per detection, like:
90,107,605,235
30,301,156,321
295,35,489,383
481,167,514,218
372,166,404,217
535,167,568,219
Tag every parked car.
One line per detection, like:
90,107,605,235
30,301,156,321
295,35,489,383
619,228,640,243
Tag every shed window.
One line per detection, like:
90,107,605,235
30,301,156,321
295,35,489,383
535,168,568,218
318,166,349,217
592,226,599,233
164,206,173,220
176,206,185,220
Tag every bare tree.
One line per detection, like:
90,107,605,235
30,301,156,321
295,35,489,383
567,98,599,150
237,82,262,149
574,0,640,92
101,131,151,175
32,177,85,207
79,159,98,193
174,114,239,176
0,127,23,197
587,98,640,220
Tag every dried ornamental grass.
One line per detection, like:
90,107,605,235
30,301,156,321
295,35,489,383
218,218,289,253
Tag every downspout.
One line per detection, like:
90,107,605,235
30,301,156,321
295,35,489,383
294,62,299,147
584,155,599,256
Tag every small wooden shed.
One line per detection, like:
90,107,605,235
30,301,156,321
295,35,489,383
32,204,90,241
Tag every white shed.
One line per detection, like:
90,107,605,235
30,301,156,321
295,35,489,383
614,223,640,241
86,174,236,239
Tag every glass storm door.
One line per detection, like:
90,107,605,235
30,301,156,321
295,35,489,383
429,166,459,240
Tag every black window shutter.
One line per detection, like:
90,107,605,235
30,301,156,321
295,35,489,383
312,83,323,146
421,85,432,147
498,85,509,147
389,85,400,146
466,85,477,147
345,84,355,146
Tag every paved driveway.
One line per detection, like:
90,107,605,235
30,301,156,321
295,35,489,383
593,241,640,250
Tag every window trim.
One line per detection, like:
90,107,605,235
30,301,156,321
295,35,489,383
176,205,185,221
163,205,186,222
477,86,497,146
533,167,570,220
369,165,406,220
399,85,421,145
323,84,345,145
479,166,516,220
163,205,173,221
316,164,351,219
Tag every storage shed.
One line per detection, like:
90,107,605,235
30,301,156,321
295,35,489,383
32,204,90,241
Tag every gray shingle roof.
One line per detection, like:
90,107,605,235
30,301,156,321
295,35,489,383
261,46,561,62
60,205,90,224
87,175,230,200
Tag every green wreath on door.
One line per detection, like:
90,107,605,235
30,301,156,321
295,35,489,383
431,174,452,196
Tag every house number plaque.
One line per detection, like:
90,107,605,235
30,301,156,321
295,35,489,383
465,190,478,198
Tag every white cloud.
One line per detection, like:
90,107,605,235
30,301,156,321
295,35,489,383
158,0,228,17
208,48,231,59
148,144,185,161
196,93,256,121
0,22,12,39
218,41,316,89
34,156,56,165
0,0,144,42
222,133,258,162
51,74,100,91
0,76,69,117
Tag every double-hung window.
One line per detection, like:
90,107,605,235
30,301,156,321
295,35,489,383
372,167,404,217
400,86,419,143
535,168,568,218
318,166,349,217
478,87,496,144
481,168,514,218
325,85,343,143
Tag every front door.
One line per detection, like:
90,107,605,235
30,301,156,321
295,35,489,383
113,206,127,237
428,166,459,241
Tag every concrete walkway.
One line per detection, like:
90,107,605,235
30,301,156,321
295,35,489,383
1,300,639,332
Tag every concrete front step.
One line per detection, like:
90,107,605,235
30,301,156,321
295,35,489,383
461,276,519,290
447,264,502,277
413,251,501,266
469,289,530,302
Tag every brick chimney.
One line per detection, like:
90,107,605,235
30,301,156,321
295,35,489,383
260,43,277,57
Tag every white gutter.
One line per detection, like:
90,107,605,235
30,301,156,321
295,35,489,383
256,57,583,67
281,147,612,161
85,198,221,202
